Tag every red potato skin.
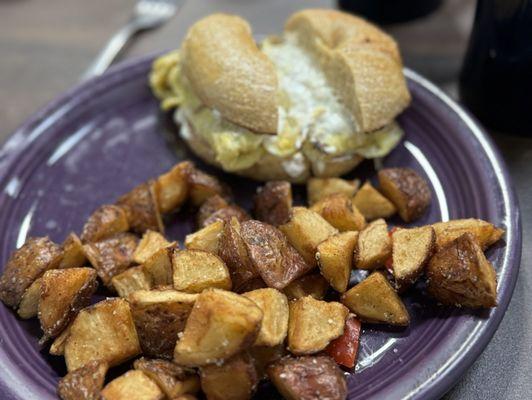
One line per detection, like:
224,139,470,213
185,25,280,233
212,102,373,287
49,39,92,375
325,315,361,369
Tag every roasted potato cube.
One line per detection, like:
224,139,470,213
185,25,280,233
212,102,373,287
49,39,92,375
254,181,292,226
197,194,229,226
283,274,329,300
134,358,199,398
341,271,409,326
174,289,263,366
352,181,397,221
392,226,435,290
143,244,177,286
111,266,153,297
288,296,348,355
39,267,98,339
155,161,192,213
243,288,289,346
427,233,497,308
17,277,42,319
354,219,392,270
187,166,231,206
83,232,138,288
268,355,347,400
101,370,164,400
317,231,358,293
200,353,259,400
202,205,250,229
80,205,129,243
249,345,286,380
378,168,431,222
64,298,141,371
172,249,231,293
59,233,87,269
57,360,108,400
311,193,366,232
307,177,360,206
240,220,312,289
133,230,172,264
432,218,504,250
50,325,70,356
117,181,164,233
279,207,338,266
184,220,224,254
129,289,197,359
0,237,62,308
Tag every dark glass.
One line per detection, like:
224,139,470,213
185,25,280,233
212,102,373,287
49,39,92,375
459,0,532,135
337,0,442,24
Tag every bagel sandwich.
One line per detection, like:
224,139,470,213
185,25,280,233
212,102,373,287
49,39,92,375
150,9,411,182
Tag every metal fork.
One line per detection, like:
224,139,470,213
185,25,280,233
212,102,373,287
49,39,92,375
82,0,179,80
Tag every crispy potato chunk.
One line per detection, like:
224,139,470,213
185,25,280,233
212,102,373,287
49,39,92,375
202,205,250,229
268,355,347,400
341,272,409,326
378,168,431,222
57,360,108,400
184,220,223,254
288,296,348,355
83,233,138,288
392,226,435,290
59,233,87,269
254,181,292,226
143,245,176,286
0,237,62,308
111,266,153,298
200,353,259,400
279,207,338,266
352,181,397,221
134,358,199,398
197,194,229,227
311,193,366,232
50,325,70,356
283,274,329,301
155,161,192,213
174,289,263,366
65,298,141,371
117,181,164,233
243,288,289,347
317,231,358,293
432,219,504,250
39,267,98,339
129,289,197,359
187,166,231,206
101,370,164,400
80,205,129,243
307,177,360,206
240,220,312,290
354,219,392,270
172,250,231,293
17,277,42,319
249,345,286,380
427,233,497,308
133,230,172,264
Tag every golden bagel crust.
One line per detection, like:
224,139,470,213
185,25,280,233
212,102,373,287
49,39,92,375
182,14,278,134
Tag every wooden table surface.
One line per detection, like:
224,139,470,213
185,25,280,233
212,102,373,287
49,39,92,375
1,0,531,399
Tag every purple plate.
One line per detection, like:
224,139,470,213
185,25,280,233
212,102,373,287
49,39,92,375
0,56,521,400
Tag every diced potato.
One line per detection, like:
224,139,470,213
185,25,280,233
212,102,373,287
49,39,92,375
352,181,397,221
133,230,172,264
197,194,229,227
50,325,70,356
243,288,289,346
83,233,138,288
129,289,197,359
249,345,286,380
111,266,153,298
202,205,250,229
200,353,258,400
427,233,497,308
240,220,312,289
311,193,366,232
288,296,348,355
354,219,392,270
117,181,164,233
237,277,267,293
17,278,42,319
378,168,431,222
64,298,141,371
185,220,224,254
432,219,504,250
392,226,435,290
283,274,329,301
0,237,62,308
279,207,338,266
174,289,263,366
172,250,231,293
317,231,358,293
134,358,199,398
254,181,292,226
101,370,164,400
57,360,108,400
39,267,98,339
341,272,409,326
143,245,176,286
155,161,192,213
307,177,360,206
59,233,87,269
80,205,129,243
187,166,231,206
